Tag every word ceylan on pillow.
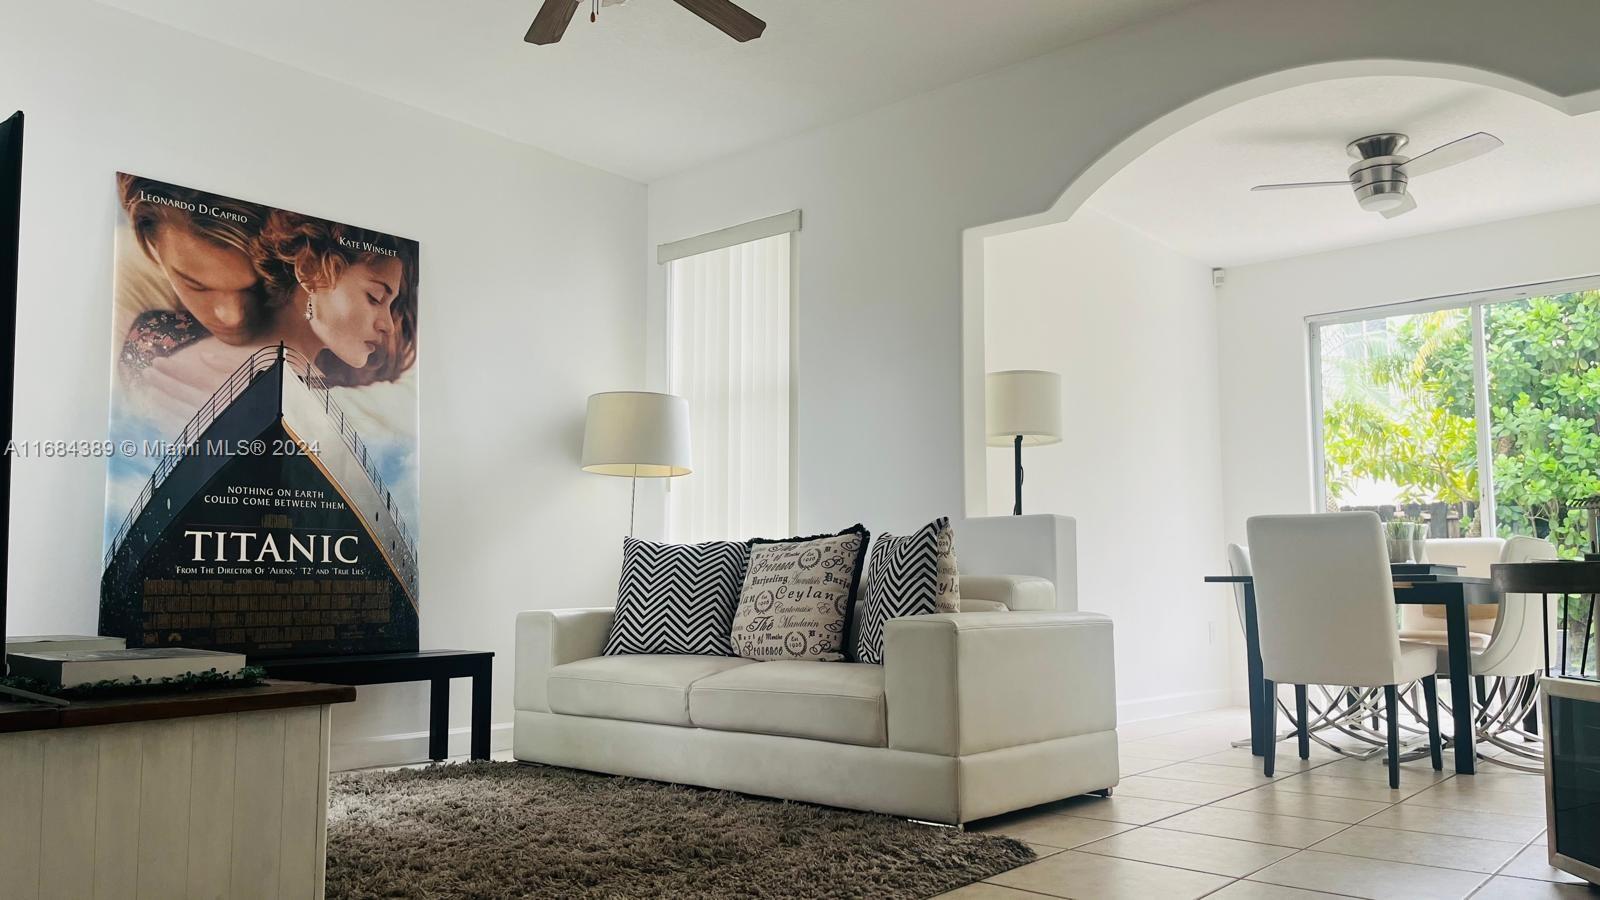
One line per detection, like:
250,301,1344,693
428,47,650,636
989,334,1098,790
730,525,870,662
934,519,961,614
603,537,751,657
854,517,959,664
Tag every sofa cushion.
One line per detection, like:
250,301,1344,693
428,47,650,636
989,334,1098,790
689,660,887,747
603,537,751,657
854,518,947,664
731,525,869,662
547,654,755,726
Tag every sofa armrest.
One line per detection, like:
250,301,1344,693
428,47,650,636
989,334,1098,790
884,611,1116,756
958,574,1056,611
513,608,615,713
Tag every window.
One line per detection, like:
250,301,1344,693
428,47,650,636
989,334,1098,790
1316,307,1479,525
1482,294,1600,545
1312,279,1600,673
662,221,794,542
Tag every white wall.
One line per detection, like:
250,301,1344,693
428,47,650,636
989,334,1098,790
644,0,1600,541
2,2,646,767
1216,202,1600,547
984,207,1230,718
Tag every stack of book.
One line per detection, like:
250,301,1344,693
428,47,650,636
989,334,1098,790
5,637,245,689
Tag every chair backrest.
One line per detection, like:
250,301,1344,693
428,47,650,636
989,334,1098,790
1246,511,1408,687
1424,537,1506,577
1226,543,1251,633
1402,536,1506,635
1475,535,1558,676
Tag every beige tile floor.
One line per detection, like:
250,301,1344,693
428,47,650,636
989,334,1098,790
941,707,1599,900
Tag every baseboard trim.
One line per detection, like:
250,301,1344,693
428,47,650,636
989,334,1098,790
332,722,513,771
1118,687,1232,724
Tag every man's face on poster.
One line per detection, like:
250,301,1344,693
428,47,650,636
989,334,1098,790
149,225,262,344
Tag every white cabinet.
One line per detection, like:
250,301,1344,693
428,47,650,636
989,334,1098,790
0,705,335,900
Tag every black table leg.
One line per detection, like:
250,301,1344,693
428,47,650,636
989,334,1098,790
1523,678,1540,735
1244,584,1267,756
1444,596,1476,774
470,662,491,761
428,677,449,761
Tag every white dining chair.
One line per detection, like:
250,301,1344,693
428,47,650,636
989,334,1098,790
1246,511,1443,787
1227,543,1251,633
1226,544,1260,750
1426,535,1556,768
1399,536,1505,650
1229,541,1387,756
1469,535,1558,679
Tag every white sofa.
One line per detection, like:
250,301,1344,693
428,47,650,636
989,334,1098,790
512,574,1118,825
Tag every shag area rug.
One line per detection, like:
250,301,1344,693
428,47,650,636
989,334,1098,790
326,761,1034,900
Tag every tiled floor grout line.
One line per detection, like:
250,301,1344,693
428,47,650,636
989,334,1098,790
1144,818,1359,852
1298,847,1500,881
1464,829,1548,898
974,880,1076,900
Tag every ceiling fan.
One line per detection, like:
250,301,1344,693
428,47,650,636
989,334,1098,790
1251,131,1503,218
525,0,766,45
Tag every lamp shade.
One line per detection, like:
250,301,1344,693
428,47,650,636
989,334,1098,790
581,391,692,477
986,370,1062,447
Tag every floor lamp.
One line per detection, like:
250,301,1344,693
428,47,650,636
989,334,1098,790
581,391,693,537
986,370,1062,516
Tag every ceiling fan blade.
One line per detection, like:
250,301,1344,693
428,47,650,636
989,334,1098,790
672,0,767,41
525,0,581,44
1380,194,1418,219
1405,132,1503,177
1250,180,1350,192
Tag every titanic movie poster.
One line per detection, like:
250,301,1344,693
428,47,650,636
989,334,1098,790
99,174,420,658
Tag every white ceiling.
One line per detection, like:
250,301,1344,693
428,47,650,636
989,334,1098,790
95,0,1200,182
1086,75,1600,267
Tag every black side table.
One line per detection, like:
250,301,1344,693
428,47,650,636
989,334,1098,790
255,650,494,760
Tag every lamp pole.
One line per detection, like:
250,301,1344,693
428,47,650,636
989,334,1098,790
1013,434,1024,515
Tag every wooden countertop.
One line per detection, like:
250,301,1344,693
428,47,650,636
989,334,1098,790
0,679,356,734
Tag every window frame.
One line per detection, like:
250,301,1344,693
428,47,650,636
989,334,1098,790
1306,272,1600,527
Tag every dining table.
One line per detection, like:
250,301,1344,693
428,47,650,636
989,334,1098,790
1203,563,1499,774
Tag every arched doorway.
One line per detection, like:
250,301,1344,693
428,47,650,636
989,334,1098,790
962,62,1600,718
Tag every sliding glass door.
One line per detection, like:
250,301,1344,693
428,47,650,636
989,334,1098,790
1312,280,1600,674
1314,281,1600,554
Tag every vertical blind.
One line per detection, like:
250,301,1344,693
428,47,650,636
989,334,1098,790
666,231,791,542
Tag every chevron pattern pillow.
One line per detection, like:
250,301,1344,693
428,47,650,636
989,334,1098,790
853,518,948,665
603,538,752,656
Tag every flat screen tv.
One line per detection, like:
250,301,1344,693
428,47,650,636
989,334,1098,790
0,111,20,677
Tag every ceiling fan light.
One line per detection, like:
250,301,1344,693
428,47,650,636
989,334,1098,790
1359,191,1408,213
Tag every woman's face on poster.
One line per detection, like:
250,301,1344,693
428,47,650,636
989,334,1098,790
149,225,262,344
311,255,401,370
